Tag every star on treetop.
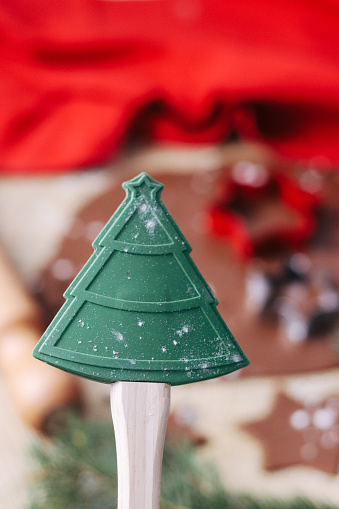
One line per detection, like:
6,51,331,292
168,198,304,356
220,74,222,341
123,172,164,199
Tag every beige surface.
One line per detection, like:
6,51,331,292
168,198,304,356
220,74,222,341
0,378,33,509
0,144,339,507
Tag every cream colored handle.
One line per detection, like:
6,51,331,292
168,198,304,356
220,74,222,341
110,381,171,509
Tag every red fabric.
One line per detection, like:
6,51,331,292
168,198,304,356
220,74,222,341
1,0,339,173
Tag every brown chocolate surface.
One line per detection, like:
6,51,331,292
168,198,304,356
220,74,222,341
37,170,339,377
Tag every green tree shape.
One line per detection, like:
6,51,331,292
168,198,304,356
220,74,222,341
33,173,249,385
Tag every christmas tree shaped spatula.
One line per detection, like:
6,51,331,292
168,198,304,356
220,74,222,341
33,172,249,509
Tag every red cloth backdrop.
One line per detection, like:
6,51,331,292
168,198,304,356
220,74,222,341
1,0,339,173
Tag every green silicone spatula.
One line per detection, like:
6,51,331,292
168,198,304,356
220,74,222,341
33,172,249,509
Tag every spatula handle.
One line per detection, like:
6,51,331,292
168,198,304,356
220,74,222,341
110,381,171,509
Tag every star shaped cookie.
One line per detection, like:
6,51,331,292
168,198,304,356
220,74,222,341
243,392,339,474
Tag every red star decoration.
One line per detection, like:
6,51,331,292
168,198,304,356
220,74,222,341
243,392,339,474
207,165,320,258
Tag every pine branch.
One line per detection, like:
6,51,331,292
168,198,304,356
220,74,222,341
27,412,335,509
